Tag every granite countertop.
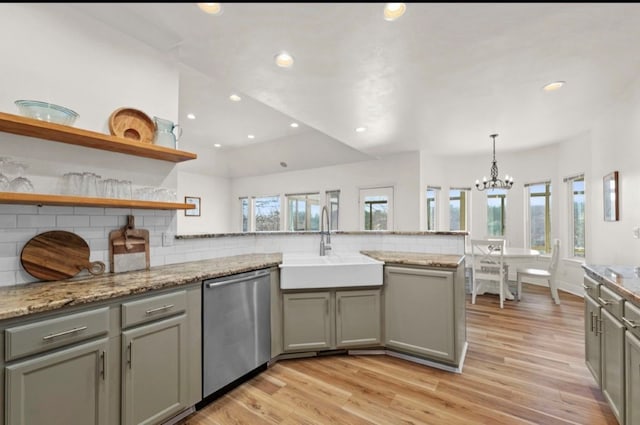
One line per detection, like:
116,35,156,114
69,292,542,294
582,264,640,305
177,230,468,239
0,253,282,321
362,251,465,269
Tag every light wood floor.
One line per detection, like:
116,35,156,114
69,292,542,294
179,284,617,424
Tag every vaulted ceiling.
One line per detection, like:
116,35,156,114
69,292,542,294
71,3,640,177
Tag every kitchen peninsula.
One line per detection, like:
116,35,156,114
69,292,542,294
0,244,466,425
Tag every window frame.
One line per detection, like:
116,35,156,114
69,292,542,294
565,173,585,258
486,189,507,237
525,181,552,253
449,187,470,232
253,194,282,232
285,192,321,232
325,189,340,231
240,196,251,232
425,186,440,231
359,186,394,231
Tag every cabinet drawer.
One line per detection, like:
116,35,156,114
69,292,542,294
583,275,601,299
599,285,624,320
122,290,187,328
5,307,109,362
624,301,640,339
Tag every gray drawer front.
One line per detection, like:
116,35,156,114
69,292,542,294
599,285,624,320
121,290,187,328
624,301,640,339
583,275,600,299
5,307,110,362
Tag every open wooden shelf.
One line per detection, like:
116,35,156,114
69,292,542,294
0,192,195,210
0,112,197,163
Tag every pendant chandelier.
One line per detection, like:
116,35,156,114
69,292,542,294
475,133,514,191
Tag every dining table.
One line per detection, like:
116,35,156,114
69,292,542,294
466,246,542,300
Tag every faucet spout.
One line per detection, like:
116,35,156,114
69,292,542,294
320,205,332,256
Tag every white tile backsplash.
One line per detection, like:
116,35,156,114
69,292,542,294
0,203,465,286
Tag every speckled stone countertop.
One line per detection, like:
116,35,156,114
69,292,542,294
582,264,640,305
362,251,465,269
177,230,468,239
0,253,282,321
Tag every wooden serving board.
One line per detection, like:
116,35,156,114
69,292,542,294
109,215,150,273
20,231,105,281
108,107,155,144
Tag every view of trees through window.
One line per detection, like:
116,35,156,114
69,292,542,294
449,189,467,231
286,193,320,231
326,190,340,231
487,189,506,236
364,195,388,230
241,197,249,232
528,182,551,253
254,196,280,231
572,177,585,257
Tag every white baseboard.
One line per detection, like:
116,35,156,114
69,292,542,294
349,342,468,374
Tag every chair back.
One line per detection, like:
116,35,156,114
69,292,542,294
470,238,506,282
548,238,561,276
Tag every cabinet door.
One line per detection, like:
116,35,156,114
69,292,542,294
601,308,625,424
283,292,331,352
627,331,640,425
585,294,602,385
122,314,187,425
384,267,454,362
336,289,381,348
5,338,109,425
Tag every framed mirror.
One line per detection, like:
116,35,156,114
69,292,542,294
603,171,619,221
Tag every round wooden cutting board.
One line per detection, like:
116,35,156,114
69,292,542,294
108,107,155,144
20,231,105,281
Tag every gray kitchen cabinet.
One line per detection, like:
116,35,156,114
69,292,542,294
626,331,640,425
585,292,602,385
601,307,626,424
122,314,187,425
336,289,381,348
283,291,332,352
5,338,109,425
384,264,466,365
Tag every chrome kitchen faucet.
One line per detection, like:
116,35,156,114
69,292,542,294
320,205,332,256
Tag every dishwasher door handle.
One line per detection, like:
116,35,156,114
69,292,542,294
205,270,271,288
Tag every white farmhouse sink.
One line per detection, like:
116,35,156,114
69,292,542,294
279,253,383,289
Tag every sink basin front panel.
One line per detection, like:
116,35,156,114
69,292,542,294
279,254,383,289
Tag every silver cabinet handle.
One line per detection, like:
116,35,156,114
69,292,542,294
100,351,106,381
42,326,87,341
127,341,133,369
145,304,174,315
596,318,603,336
598,297,612,306
623,317,638,328
590,312,596,332
205,271,271,288
582,284,590,291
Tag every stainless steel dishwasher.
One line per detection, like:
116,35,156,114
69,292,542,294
201,268,271,400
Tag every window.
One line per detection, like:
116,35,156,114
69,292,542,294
286,193,320,231
487,189,507,237
240,197,250,232
566,174,585,257
526,181,551,253
449,188,469,231
426,186,439,230
326,190,340,231
359,186,394,230
254,195,280,231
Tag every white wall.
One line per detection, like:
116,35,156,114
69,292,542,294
177,171,231,234
229,152,421,232
589,74,640,266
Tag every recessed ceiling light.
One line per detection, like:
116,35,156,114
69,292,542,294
197,3,223,15
384,3,406,21
543,81,566,92
248,134,255,139
355,127,367,133
229,93,242,102
275,51,294,68
290,122,299,128
213,143,221,148
187,113,196,120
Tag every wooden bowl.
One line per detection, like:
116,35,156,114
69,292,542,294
108,107,155,144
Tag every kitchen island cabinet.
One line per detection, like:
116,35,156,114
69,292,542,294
283,291,332,352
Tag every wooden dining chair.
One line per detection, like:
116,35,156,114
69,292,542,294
516,238,561,304
471,238,507,308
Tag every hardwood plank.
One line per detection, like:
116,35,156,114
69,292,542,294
179,284,617,425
